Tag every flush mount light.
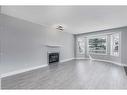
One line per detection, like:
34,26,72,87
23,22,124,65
56,25,64,31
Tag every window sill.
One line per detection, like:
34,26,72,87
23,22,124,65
89,53,107,55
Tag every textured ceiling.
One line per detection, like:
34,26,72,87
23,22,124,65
1,6,127,34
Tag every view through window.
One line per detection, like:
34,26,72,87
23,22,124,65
110,33,120,56
77,38,85,54
88,35,107,54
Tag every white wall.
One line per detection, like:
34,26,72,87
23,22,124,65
121,31,127,65
0,14,74,74
0,6,1,13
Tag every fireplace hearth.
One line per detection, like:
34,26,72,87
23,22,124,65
48,52,59,64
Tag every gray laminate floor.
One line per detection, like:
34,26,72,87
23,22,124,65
1,59,127,89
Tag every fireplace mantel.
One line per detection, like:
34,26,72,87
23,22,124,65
45,45,62,47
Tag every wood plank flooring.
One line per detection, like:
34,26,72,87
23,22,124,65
1,59,127,89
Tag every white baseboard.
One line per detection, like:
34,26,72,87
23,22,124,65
92,58,122,66
0,64,48,78
0,58,75,78
75,57,127,67
75,58,90,60
60,58,74,63
1,57,126,82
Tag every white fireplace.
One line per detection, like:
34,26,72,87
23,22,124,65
44,44,62,64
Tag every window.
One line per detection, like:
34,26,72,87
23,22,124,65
110,33,120,56
88,35,107,54
77,37,85,54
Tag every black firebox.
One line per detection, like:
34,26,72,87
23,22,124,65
48,52,59,64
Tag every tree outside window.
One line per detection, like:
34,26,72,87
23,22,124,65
88,36,107,54
110,33,120,56
77,38,85,54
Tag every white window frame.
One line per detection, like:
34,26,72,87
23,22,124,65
87,35,107,55
110,33,120,57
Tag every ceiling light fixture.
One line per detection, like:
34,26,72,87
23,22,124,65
56,25,64,31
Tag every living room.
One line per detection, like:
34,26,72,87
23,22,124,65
0,6,127,89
